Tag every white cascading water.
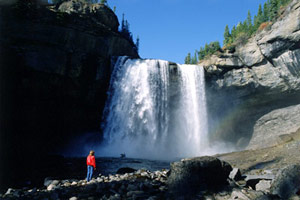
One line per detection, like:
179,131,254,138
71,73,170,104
100,57,208,159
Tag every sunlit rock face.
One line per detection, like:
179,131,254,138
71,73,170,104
202,0,300,150
247,104,300,150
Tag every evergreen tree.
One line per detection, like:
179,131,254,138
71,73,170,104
263,2,269,22
277,0,283,7
247,10,253,34
192,51,198,64
198,47,205,60
236,22,243,35
223,25,231,46
185,53,191,64
120,14,134,44
257,4,263,23
210,41,221,53
100,0,107,4
253,15,258,29
135,36,140,53
121,13,125,32
269,0,278,20
204,43,209,55
241,20,248,33
197,41,220,61
231,25,237,41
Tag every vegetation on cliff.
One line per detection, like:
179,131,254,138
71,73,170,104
184,0,293,64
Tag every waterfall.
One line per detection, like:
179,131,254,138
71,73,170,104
101,57,208,159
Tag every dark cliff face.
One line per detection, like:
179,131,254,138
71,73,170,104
0,0,138,189
202,0,300,150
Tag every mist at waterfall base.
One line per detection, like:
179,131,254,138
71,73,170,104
93,57,235,160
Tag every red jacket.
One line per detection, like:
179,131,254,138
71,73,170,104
86,155,96,169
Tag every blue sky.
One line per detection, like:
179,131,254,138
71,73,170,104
109,0,267,63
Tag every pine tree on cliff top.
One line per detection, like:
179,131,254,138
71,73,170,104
247,10,253,34
185,53,191,64
263,2,269,22
223,25,231,46
269,0,278,20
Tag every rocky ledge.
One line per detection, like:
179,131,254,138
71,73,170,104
202,0,300,150
2,155,300,200
1,168,169,200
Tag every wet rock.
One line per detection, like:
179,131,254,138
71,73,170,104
47,184,57,191
28,187,37,194
50,191,59,199
71,181,77,186
229,188,267,200
51,180,60,186
126,190,146,198
5,188,14,195
64,182,71,187
244,174,274,189
116,167,137,175
44,177,55,187
256,180,271,192
229,168,242,181
270,164,300,199
167,156,232,195
109,194,121,200
127,184,138,191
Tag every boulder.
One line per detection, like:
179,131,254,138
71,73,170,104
4,188,14,195
47,184,56,191
256,180,271,192
229,168,242,181
44,177,55,187
116,167,137,174
229,189,274,200
245,174,275,190
167,156,232,195
270,164,300,199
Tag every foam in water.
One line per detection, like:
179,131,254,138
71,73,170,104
100,57,208,159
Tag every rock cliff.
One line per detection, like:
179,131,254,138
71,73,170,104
202,0,300,150
0,0,138,189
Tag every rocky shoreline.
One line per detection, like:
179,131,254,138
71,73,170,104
1,168,169,200
2,154,300,200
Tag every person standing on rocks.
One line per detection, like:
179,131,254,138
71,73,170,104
86,150,96,182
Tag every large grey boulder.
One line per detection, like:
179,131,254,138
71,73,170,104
167,156,232,195
270,164,300,199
